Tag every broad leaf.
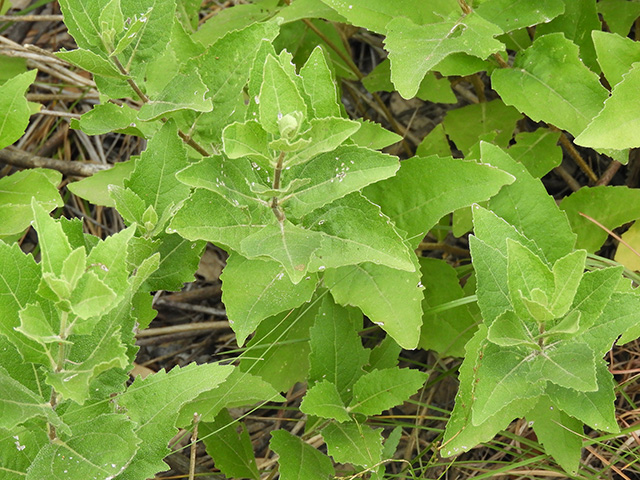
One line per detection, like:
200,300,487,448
325,259,424,350
117,363,233,480
322,421,383,468
364,154,514,249
385,13,504,99
0,69,38,149
592,31,640,88
26,414,139,480
308,297,368,399
474,0,564,32
300,380,350,422
348,368,427,416
221,254,318,345
491,33,608,138
200,410,259,480
0,169,62,237
270,430,335,480
559,186,640,253
506,129,562,178
575,62,640,150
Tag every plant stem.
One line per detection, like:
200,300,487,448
110,54,212,157
271,151,286,222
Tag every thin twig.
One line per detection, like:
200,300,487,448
135,320,230,338
551,126,598,183
553,165,581,192
189,413,201,480
0,145,110,176
579,211,640,259
37,109,81,119
0,14,64,22
596,159,622,186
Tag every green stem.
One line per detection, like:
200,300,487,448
270,151,286,222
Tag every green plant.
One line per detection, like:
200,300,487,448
2,0,640,478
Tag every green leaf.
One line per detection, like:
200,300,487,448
566,267,622,331
481,142,576,263
364,154,515,250
283,145,399,218
58,0,109,53
486,310,537,348
368,336,401,371
125,120,192,217
319,0,458,34
299,46,341,118
474,0,564,32
597,0,640,37
560,186,640,253
26,414,139,480
419,257,477,357
363,58,456,103
302,194,415,273
66,159,134,208
0,169,62,238
300,380,350,422
73,102,140,136
177,369,284,425
69,270,117,321
200,409,259,480
491,33,608,138
470,340,545,425
349,119,403,150
138,70,212,121
442,326,539,456
385,13,504,99
527,397,583,475
322,421,383,468
535,0,600,72
56,47,124,78
240,220,323,283
506,238,555,321
0,242,49,364
325,260,424,350
270,430,335,480
348,367,427,416
169,188,271,251
284,118,362,168
0,365,63,430
192,22,280,144
506,129,562,178
192,1,278,45
0,425,48,479
222,120,271,166
308,297,368,399
443,99,522,155
117,363,233,479
592,31,640,88
575,62,640,150
536,342,597,392
547,361,618,432
259,54,308,136
221,254,318,345
550,249,587,317
416,124,451,158
0,69,37,150
239,303,317,392
176,154,270,209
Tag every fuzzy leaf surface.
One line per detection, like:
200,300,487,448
300,380,350,422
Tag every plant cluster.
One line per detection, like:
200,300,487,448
1,0,640,478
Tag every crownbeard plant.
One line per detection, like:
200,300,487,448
2,0,640,477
